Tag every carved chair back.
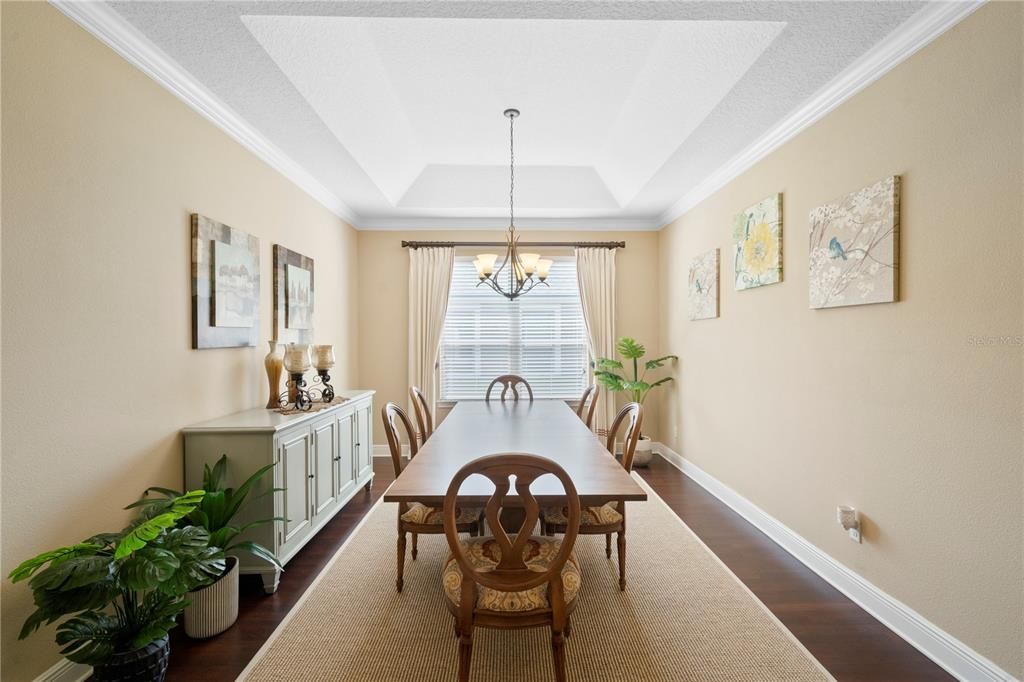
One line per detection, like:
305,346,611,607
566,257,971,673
576,385,598,429
381,402,419,479
443,453,580,595
605,402,643,472
485,375,534,402
409,386,434,443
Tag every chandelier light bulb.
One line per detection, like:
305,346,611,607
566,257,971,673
519,253,541,275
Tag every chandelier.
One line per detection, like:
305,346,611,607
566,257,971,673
472,108,553,300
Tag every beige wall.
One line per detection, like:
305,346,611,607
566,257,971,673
357,229,663,442
1,4,360,679
657,4,1023,676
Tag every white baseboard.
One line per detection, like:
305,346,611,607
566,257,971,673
34,658,90,682
652,443,1016,682
373,444,409,458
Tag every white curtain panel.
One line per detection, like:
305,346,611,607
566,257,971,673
407,246,454,440
575,247,617,436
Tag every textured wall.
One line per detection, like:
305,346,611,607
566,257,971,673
1,4,359,679
656,4,1023,675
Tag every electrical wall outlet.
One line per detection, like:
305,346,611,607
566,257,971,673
847,526,862,543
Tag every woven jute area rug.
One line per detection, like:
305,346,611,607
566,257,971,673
240,475,833,681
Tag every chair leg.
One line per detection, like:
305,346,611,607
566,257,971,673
551,629,567,682
616,531,626,591
411,532,418,560
457,631,474,682
605,533,612,558
565,617,573,638
396,531,406,592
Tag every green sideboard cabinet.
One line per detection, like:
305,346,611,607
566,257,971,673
183,390,375,593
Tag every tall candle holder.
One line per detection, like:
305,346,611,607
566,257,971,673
280,343,313,411
311,344,336,403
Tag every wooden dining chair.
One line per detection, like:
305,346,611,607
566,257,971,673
408,385,434,445
542,402,643,591
484,374,534,402
380,402,484,592
575,385,598,430
442,453,582,682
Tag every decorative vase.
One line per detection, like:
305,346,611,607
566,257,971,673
92,635,170,682
264,342,284,409
183,556,239,639
632,436,655,467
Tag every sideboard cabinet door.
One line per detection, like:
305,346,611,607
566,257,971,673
278,428,313,556
311,416,338,523
355,404,373,482
336,411,356,500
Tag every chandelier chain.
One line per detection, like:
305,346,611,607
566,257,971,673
509,113,515,230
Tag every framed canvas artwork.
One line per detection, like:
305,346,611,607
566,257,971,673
688,248,719,321
809,175,900,309
191,214,260,349
273,245,314,343
733,193,782,290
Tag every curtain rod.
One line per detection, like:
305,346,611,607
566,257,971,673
401,240,625,249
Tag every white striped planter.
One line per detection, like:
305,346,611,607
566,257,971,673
183,557,239,638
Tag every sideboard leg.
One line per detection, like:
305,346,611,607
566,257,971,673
261,569,281,595
364,480,372,492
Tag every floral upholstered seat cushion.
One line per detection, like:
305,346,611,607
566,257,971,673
442,536,581,613
543,501,622,526
400,503,481,525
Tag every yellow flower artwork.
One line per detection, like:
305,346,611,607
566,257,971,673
733,194,782,290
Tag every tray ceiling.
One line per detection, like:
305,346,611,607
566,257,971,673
93,1,964,229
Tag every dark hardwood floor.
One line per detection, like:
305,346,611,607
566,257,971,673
164,456,951,682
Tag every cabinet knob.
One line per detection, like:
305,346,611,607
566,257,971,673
333,456,340,461
307,474,315,479
355,443,361,447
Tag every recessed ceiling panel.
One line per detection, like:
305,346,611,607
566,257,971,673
242,16,783,209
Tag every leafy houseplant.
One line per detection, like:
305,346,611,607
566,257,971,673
594,337,678,466
130,455,282,638
9,490,223,680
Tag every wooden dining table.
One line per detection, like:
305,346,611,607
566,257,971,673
384,399,647,512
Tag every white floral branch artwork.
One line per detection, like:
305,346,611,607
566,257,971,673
809,176,900,310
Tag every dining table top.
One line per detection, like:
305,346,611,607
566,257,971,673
383,399,648,507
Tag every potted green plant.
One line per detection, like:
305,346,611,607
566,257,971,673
8,490,223,681
129,455,282,638
594,336,678,467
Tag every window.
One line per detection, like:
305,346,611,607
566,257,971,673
439,257,589,401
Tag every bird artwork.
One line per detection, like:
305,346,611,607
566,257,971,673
809,175,900,309
828,237,848,260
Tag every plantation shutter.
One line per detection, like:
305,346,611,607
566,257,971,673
440,257,588,401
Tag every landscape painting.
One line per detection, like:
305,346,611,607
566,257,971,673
286,264,313,330
809,175,900,309
733,193,782,291
212,240,258,327
191,214,260,349
688,248,719,320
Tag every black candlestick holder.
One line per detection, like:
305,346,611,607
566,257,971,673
279,372,313,412
311,369,335,403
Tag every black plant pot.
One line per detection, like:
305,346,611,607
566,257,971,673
92,635,170,682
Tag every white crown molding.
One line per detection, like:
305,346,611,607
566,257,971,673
33,658,90,682
49,0,360,227
355,215,661,231
656,0,984,229
653,443,1017,682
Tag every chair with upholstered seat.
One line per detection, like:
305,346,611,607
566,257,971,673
442,452,582,682
409,385,434,445
575,385,598,430
484,374,533,402
381,402,483,592
542,402,642,591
